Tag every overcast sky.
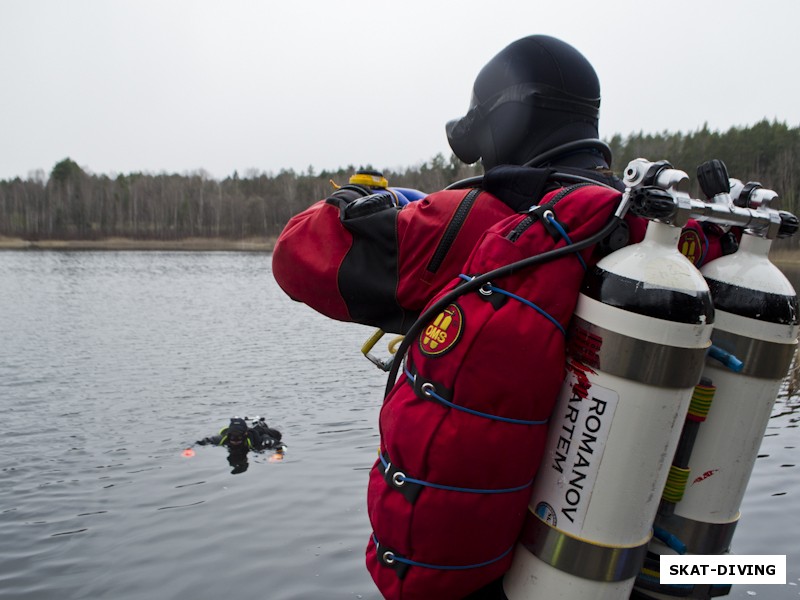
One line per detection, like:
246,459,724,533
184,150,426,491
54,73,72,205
2,0,798,181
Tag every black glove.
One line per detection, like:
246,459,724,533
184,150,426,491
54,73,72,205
325,184,371,208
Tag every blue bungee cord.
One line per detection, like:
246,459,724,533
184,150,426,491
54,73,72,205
544,212,588,271
404,365,548,426
378,451,533,495
457,274,566,336
372,534,515,571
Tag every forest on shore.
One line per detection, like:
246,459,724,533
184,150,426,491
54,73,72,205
1,120,798,248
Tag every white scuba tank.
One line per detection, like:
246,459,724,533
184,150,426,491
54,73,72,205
635,171,799,600
504,173,715,598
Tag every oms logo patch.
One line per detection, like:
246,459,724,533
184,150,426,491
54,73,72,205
419,303,464,356
679,229,703,266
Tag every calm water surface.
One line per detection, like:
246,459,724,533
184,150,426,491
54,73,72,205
0,251,797,599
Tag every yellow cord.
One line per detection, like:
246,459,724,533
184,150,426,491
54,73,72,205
387,336,404,355
361,329,385,356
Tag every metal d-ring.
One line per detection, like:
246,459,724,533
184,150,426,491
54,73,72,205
392,472,406,487
420,382,436,397
383,551,395,565
479,282,493,296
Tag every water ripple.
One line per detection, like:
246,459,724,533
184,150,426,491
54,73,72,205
1,251,794,600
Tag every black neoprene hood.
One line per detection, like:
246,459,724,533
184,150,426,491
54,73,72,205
228,418,247,434
446,35,602,169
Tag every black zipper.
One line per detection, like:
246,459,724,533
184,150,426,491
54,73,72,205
426,188,481,273
506,183,594,242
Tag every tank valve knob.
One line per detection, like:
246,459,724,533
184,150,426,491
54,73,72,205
697,159,730,200
734,181,763,208
629,187,676,221
641,160,673,187
778,211,800,238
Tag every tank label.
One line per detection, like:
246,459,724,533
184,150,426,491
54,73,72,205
533,360,619,534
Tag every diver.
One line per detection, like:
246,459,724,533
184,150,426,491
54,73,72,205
196,417,284,475
271,35,740,600
197,416,283,452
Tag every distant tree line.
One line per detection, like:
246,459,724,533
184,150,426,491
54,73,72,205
608,120,798,209
0,153,479,243
1,120,798,246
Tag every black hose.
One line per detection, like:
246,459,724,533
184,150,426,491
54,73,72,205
384,213,624,397
445,139,614,191
522,139,613,168
445,169,619,192
445,175,483,190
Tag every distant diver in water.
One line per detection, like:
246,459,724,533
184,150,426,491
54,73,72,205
197,417,284,473
198,416,283,451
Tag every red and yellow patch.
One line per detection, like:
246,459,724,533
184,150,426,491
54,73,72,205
419,303,464,356
679,228,703,266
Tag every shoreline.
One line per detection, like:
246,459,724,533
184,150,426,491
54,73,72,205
0,236,276,252
2,236,800,264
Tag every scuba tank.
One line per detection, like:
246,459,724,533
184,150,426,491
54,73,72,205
503,159,715,599
634,161,799,599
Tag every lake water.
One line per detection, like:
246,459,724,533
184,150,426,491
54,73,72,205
0,251,797,599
